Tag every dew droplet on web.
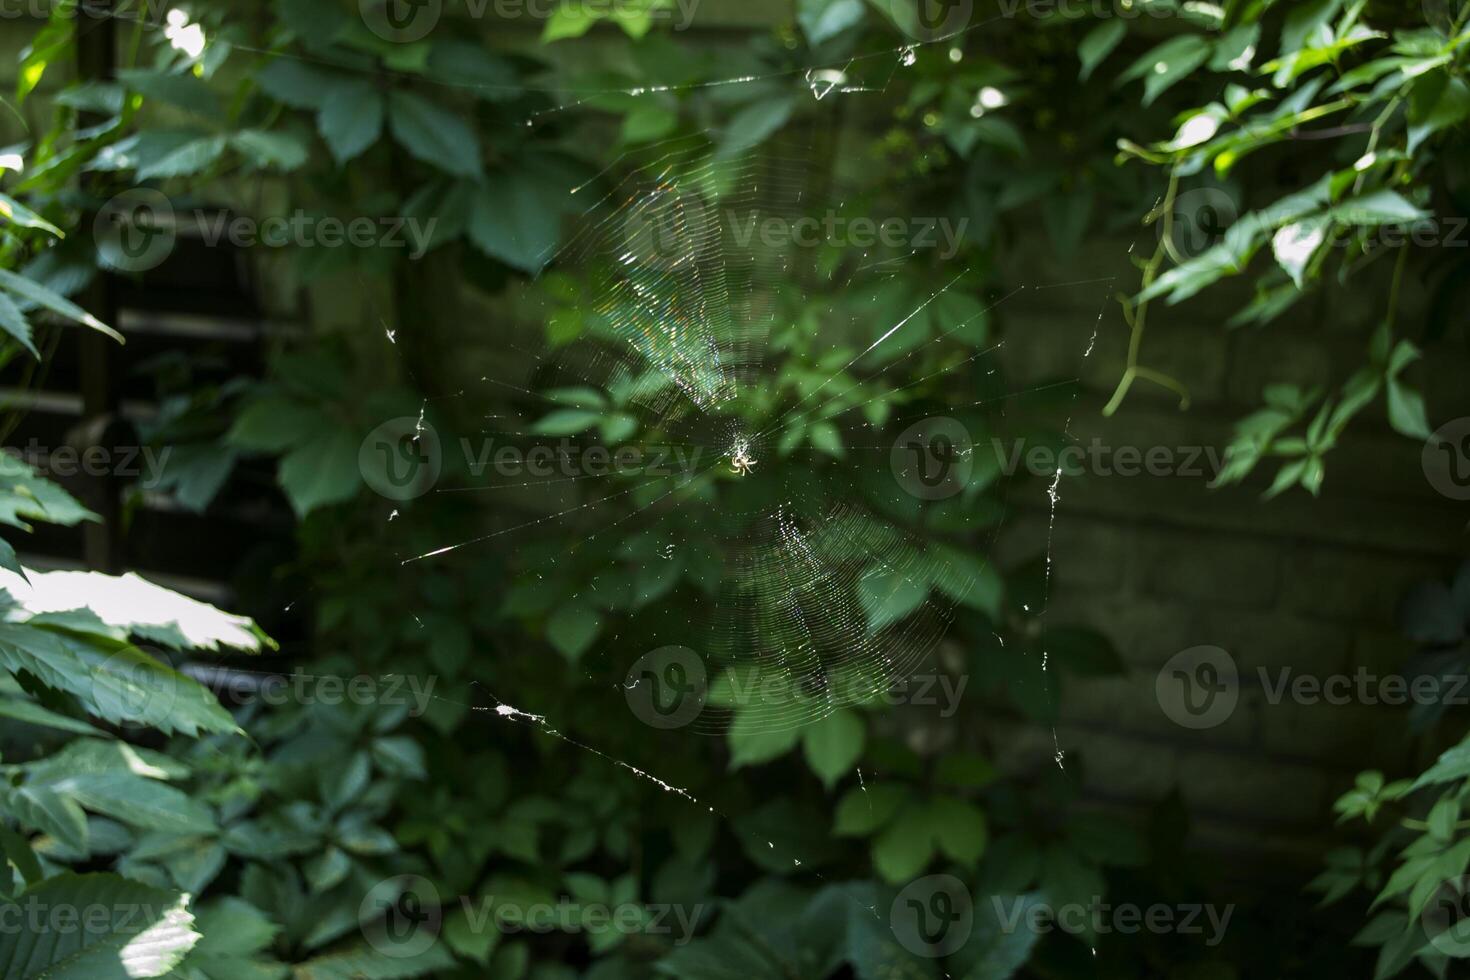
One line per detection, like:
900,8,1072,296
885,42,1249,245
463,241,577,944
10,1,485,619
900,46,917,67
805,68,846,101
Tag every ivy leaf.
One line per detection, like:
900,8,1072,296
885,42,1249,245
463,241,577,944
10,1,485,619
318,79,385,164
387,90,483,179
801,709,864,789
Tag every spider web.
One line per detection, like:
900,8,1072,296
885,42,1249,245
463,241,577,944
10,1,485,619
391,127,1092,742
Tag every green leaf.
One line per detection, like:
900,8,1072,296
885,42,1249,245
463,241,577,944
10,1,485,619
387,90,483,179
727,709,802,769
1386,378,1431,439
117,68,219,116
135,135,227,181
871,804,934,883
318,79,385,164
0,694,97,735
253,58,341,109
930,797,987,865
833,782,906,835
0,823,42,887
531,409,600,435
1078,20,1126,81
0,268,119,342
0,291,36,357
0,192,63,237
717,97,795,158
545,600,601,662
467,158,583,274
858,570,928,632
230,129,309,172
1329,190,1430,226
0,872,198,979
278,426,361,517
0,628,235,735
543,2,601,41
1118,36,1213,106
801,709,864,788
798,0,866,45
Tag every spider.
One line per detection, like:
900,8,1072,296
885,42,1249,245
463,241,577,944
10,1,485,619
729,447,757,476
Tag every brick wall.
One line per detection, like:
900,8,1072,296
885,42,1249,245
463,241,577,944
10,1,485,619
991,225,1467,872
